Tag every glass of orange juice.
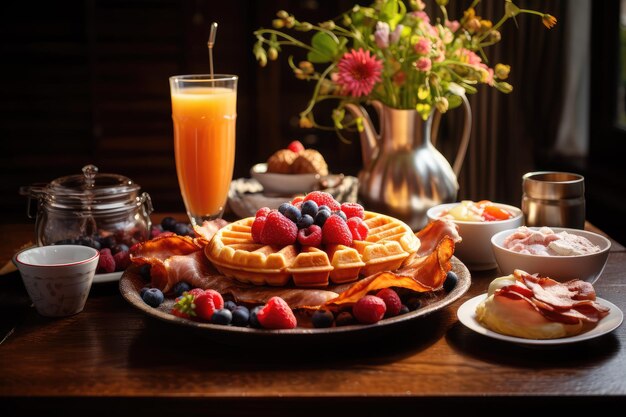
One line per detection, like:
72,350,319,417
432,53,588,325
169,74,237,226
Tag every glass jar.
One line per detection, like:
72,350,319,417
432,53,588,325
23,165,153,248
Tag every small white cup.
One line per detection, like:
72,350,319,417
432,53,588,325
15,245,99,317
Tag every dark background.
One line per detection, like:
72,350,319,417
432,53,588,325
1,0,624,243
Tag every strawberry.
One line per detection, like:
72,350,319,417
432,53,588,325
340,202,365,219
171,292,196,319
256,296,297,329
297,225,322,247
376,288,402,317
291,196,305,205
353,295,386,324
97,248,115,273
303,191,340,211
287,140,305,153
256,207,271,218
322,214,352,246
195,289,224,321
346,217,369,241
251,216,267,243
260,211,298,246
187,288,205,298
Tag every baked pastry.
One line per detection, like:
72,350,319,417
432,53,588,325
266,149,297,174
292,149,329,176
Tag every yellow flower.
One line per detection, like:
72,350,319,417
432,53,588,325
495,64,510,80
268,47,278,61
479,20,493,32
418,85,430,100
435,96,449,113
299,61,314,74
463,8,476,21
299,115,314,128
542,14,557,29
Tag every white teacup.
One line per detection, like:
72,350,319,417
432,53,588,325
15,245,99,317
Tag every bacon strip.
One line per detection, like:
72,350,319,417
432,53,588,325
415,219,461,258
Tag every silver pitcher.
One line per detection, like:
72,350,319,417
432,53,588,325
345,96,471,231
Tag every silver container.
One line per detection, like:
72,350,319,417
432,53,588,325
521,171,585,229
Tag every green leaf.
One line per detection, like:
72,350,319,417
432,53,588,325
380,0,398,23
307,32,339,63
447,94,462,110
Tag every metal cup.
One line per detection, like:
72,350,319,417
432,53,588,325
522,171,585,229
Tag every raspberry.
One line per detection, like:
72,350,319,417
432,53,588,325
376,288,402,317
287,140,305,153
97,248,115,273
113,250,131,272
261,211,298,246
346,217,369,241
256,207,271,218
322,215,352,246
187,288,205,297
251,216,267,243
195,289,224,321
297,225,322,247
303,191,340,211
353,295,386,324
256,296,297,329
340,202,365,219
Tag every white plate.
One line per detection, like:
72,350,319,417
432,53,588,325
93,271,123,284
457,294,623,346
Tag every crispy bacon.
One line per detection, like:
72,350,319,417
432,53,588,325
415,219,461,258
193,219,229,246
131,235,201,261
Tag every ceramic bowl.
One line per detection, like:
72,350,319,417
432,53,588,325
15,245,99,317
250,163,320,195
427,202,524,270
491,227,611,283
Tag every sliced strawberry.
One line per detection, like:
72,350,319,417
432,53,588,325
256,296,297,329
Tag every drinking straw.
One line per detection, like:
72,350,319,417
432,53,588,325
208,22,218,79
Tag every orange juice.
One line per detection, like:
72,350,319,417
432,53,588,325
171,86,236,222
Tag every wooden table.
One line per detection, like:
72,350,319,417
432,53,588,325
1,217,625,416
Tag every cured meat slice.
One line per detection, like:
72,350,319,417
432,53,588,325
193,219,229,245
415,219,461,258
131,235,201,262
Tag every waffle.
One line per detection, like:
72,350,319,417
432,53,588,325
205,211,420,287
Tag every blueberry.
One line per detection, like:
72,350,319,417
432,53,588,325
249,306,263,328
406,297,422,311
318,205,330,213
312,309,334,328
112,244,129,255
139,264,151,280
296,214,314,229
224,300,238,311
172,281,191,297
232,306,250,327
301,200,318,217
334,210,347,222
140,287,150,297
210,308,232,325
142,288,164,307
443,271,458,292
399,304,410,315
99,235,116,249
174,222,191,236
278,203,291,215
314,210,331,227
77,236,100,250
161,216,178,232
334,311,355,327
284,205,301,223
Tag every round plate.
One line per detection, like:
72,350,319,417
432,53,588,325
93,271,122,284
120,258,471,345
458,294,624,346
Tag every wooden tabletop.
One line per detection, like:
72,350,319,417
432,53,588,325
1,217,625,416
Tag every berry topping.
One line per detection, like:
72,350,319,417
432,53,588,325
187,288,206,298
251,216,267,243
443,271,458,292
256,296,297,329
334,210,348,222
231,306,250,327
284,205,302,223
256,207,271,218
318,205,331,213
210,308,233,325
287,140,305,153
340,202,365,219
139,264,151,279
405,297,422,311
174,222,192,236
312,309,334,328
314,209,331,227
261,211,298,246
376,288,402,317
142,288,164,307
97,248,116,274
335,311,355,326
346,217,369,241
172,281,191,297
161,216,178,232
322,215,353,246
399,305,410,315
113,250,131,272
301,200,318,217
353,295,386,324
111,243,130,255
303,191,340,211
224,300,238,311
278,203,291,215
249,306,263,328
296,214,314,230
297,225,323,247
291,196,305,205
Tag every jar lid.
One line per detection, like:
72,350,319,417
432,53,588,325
42,165,141,211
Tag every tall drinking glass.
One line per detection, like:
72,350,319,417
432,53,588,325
169,74,237,226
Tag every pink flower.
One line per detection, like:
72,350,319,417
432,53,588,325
412,11,430,24
335,48,383,97
445,20,460,33
375,22,390,49
458,48,482,65
414,57,432,72
414,37,431,55
390,24,403,44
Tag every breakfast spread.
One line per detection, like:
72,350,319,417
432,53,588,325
128,192,463,330
439,200,514,222
475,269,610,339
503,226,601,256
266,140,329,176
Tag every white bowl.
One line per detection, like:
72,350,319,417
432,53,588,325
427,202,524,270
491,227,611,283
15,245,99,317
250,163,320,196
